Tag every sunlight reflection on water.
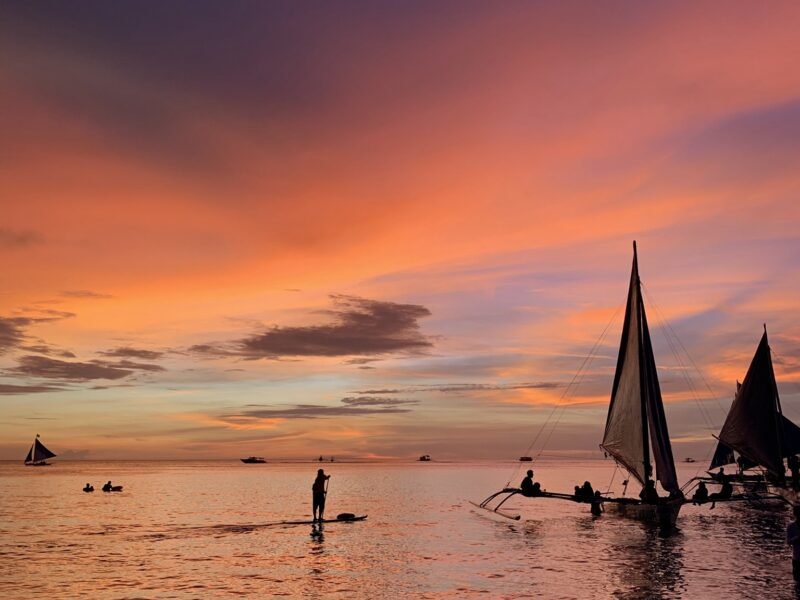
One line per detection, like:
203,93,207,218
0,460,797,598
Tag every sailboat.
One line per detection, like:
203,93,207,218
599,241,682,524
24,434,57,466
474,242,683,525
708,326,800,503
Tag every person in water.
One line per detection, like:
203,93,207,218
788,505,800,581
520,470,536,496
691,481,709,505
639,480,660,504
102,481,113,492
312,469,331,522
590,490,604,516
83,483,94,492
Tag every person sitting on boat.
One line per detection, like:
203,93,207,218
708,478,733,508
312,469,331,522
691,481,709,505
712,467,727,482
102,481,113,492
580,481,594,501
83,483,94,492
520,470,537,496
573,485,583,500
590,491,604,516
639,480,660,504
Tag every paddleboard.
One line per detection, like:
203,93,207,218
279,515,367,526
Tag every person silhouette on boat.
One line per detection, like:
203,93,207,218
520,470,537,496
83,483,94,492
102,481,113,492
787,505,800,581
590,491,604,516
708,478,733,508
580,481,595,501
574,485,582,500
312,469,331,522
691,481,709,505
713,467,727,482
639,480,660,504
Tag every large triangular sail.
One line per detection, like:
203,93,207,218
24,436,57,464
601,242,679,493
715,329,800,475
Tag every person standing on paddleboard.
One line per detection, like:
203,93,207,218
312,469,331,522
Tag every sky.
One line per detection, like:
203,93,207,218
2,1,800,462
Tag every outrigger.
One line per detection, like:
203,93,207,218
475,243,685,526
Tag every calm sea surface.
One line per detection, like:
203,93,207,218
0,460,796,599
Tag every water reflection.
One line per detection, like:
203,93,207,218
605,524,686,599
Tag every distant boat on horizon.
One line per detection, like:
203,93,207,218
25,434,56,466
240,456,266,464
418,455,431,462
519,456,533,462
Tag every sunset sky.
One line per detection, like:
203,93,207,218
2,1,800,461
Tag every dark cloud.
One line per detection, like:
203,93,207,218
90,359,165,372
0,227,41,248
340,396,417,407
0,383,65,394
192,295,433,359
345,357,382,365
20,344,76,358
353,382,560,395
0,317,30,354
98,346,164,360
0,312,77,355
222,402,413,421
11,356,132,381
60,290,113,299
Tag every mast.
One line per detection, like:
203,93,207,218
766,325,786,475
633,242,651,483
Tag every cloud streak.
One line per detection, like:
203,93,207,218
192,295,433,359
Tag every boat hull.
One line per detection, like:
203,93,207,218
611,498,682,526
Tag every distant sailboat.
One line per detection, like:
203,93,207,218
708,326,800,502
475,242,683,525
24,434,56,466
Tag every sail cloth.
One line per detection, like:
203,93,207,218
601,244,679,493
601,250,646,485
24,438,56,464
716,331,789,475
640,302,679,493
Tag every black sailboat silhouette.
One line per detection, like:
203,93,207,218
24,434,57,466
474,242,683,525
709,327,800,501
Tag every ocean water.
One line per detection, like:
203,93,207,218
0,459,796,599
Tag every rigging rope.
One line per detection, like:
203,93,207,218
504,304,622,487
641,283,727,479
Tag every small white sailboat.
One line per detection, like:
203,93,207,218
475,242,683,526
24,434,57,466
